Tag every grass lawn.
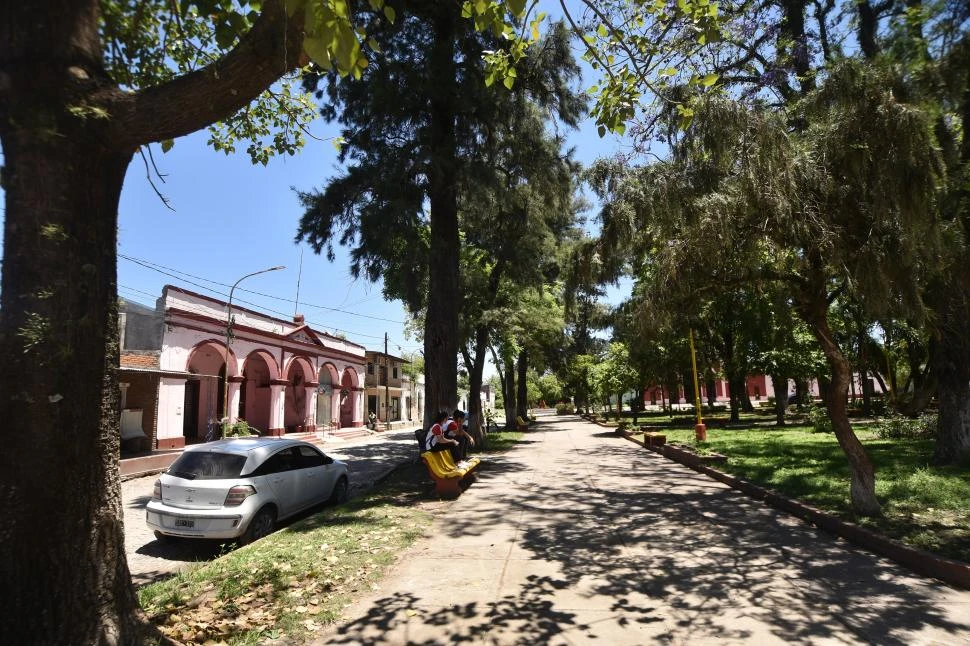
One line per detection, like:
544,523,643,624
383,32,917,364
630,425,970,563
139,462,435,644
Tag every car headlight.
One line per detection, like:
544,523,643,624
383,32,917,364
224,485,257,507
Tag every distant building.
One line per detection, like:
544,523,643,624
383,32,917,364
364,351,410,423
119,285,366,451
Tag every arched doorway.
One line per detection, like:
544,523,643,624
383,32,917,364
283,357,314,433
339,368,357,428
183,341,233,444
241,351,277,434
317,363,338,430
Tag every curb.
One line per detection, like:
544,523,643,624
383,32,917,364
613,429,970,590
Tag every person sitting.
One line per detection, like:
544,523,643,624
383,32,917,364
444,409,475,462
425,410,459,454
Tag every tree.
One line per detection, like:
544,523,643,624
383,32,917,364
0,0,552,638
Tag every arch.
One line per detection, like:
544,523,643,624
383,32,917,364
240,351,278,433
182,339,234,444
185,339,237,377
283,356,315,432
338,367,358,428
340,365,360,388
318,362,340,385
241,349,280,381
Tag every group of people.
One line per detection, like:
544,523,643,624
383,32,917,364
425,409,475,463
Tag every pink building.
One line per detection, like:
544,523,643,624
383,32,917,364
120,286,367,450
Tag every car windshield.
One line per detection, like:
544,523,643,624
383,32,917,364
167,451,247,480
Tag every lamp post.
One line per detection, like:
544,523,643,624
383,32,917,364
688,328,707,442
223,265,286,422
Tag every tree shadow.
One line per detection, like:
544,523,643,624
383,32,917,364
320,420,970,644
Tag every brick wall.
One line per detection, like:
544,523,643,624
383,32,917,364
121,352,159,369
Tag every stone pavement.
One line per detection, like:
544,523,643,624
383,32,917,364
124,428,421,586
313,415,970,645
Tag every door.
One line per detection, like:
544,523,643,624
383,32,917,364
295,445,336,508
182,380,200,442
254,447,302,517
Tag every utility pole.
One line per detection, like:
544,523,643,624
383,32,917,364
384,332,390,431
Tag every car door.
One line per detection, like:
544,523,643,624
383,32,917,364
253,447,302,518
294,445,336,508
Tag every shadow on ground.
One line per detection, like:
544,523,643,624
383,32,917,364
324,418,967,645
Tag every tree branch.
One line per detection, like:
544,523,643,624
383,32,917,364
111,0,304,147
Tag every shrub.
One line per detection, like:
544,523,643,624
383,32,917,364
875,413,937,440
555,402,574,415
806,405,833,434
223,419,257,437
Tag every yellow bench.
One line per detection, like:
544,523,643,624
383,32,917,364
515,415,529,432
420,450,481,497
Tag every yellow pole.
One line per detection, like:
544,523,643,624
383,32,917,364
689,329,707,441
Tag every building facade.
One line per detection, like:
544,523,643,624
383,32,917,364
120,286,367,450
364,351,410,423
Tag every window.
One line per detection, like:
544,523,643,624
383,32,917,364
393,367,398,379
168,452,246,480
251,448,300,476
297,445,331,467
367,362,374,375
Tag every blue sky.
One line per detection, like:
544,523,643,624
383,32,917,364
0,7,631,362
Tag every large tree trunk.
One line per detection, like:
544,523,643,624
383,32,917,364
464,326,490,449
0,113,142,642
800,296,881,516
932,286,970,464
422,9,460,428
771,374,788,426
0,2,144,641
516,350,529,421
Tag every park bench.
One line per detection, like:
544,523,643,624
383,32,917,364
420,450,481,497
515,415,529,432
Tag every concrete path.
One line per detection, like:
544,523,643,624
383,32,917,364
314,415,970,645
124,429,421,586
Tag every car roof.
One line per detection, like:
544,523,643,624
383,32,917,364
183,437,318,460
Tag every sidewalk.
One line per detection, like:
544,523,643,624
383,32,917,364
312,415,970,645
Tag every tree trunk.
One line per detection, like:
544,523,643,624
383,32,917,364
503,354,517,429
771,374,788,426
932,287,970,463
516,350,529,421
800,297,881,516
422,9,460,428
728,373,744,423
0,118,143,641
465,326,489,449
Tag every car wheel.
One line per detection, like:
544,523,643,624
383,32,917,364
329,476,349,505
153,530,170,542
240,507,276,545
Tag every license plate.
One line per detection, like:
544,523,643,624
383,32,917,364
174,518,195,528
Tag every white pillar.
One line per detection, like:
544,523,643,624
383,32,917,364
352,388,363,426
226,381,242,423
304,385,317,429
269,383,286,435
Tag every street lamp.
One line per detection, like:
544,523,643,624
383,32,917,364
688,328,707,442
223,265,286,422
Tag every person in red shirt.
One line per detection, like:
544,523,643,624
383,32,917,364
444,409,475,462
425,410,459,454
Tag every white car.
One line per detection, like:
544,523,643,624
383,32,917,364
146,437,349,544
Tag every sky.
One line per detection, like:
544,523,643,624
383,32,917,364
0,5,631,364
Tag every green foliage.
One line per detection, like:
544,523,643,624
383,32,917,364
875,413,937,441
806,404,833,434
555,402,573,415
223,419,256,437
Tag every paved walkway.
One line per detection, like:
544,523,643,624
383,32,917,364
314,415,970,645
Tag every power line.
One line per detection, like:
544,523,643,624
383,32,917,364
118,279,387,343
119,253,408,324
